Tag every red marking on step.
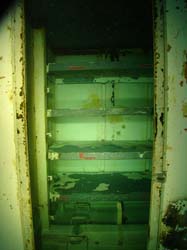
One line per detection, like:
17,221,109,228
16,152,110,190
79,152,84,159
69,66,85,70
79,152,95,160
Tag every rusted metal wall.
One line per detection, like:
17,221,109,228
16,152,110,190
159,0,187,249
0,1,34,250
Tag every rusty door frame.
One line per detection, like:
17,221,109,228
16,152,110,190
148,0,166,249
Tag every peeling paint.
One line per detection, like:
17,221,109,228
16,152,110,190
94,183,110,191
62,182,77,190
172,200,187,216
50,174,80,193
48,152,60,160
50,173,151,196
123,172,150,180
49,191,60,202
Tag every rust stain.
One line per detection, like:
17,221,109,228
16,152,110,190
182,102,187,117
19,86,24,96
16,112,23,120
20,101,24,110
83,93,101,109
108,115,123,123
167,145,173,150
184,62,187,82
167,44,172,52
179,80,184,87
159,112,164,126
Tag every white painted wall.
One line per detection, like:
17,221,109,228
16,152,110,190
162,0,187,209
0,3,34,250
0,10,25,250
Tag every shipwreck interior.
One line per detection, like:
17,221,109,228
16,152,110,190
26,1,154,249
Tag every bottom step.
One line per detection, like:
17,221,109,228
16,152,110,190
42,224,148,250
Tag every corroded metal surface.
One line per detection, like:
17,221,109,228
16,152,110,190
148,0,166,249
161,200,187,250
148,1,187,250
